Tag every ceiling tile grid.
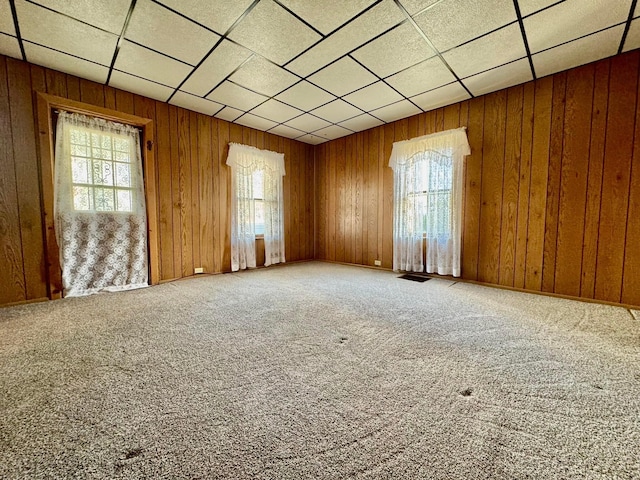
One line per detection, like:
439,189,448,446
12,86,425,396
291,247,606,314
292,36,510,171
0,0,636,144
16,0,118,66
124,0,220,66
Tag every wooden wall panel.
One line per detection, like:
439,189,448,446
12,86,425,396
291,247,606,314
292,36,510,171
554,64,594,297
314,51,640,308
581,60,610,299
499,85,523,287
6,59,47,300
0,56,26,304
594,54,639,303
0,54,315,306
477,90,506,285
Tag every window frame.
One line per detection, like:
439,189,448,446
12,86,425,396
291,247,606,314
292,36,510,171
36,92,160,299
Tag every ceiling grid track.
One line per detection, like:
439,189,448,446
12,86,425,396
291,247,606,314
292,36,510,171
513,0,537,80
105,0,138,85
8,0,26,61
618,0,638,54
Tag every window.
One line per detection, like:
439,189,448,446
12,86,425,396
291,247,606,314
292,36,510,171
252,169,265,236
53,110,148,297
389,128,470,276
69,128,136,212
226,143,286,271
410,153,453,237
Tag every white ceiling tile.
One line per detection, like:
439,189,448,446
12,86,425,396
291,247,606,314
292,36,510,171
518,0,559,17
125,0,219,65
0,1,15,35
251,99,303,123
386,56,456,97
268,124,306,139
443,24,526,79
278,0,376,34
525,0,630,54
32,0,131,34
296,134,328,145
414,0,517,52
16,0,117,65
352,22,435,78
169,91,223,116
308,57,378,97
533,25,624,78
228,0,321,65
287,0,406,77
157,0,254,34
411,82,470,112
229,56,299,97
313,124,353,140
0,34,21,60
25,42,109,82
182,41,252,97
397,0,442,16
234,113,278,131
464,59,533,96
343,81,403,111
311,99,363,123
115,40,191,87
215,106,244,122
275,81,336,111
206,81,268,111
370,99,421,123
285,113,331,132
109,70,174,102
338,113,384,132
623,19,640,52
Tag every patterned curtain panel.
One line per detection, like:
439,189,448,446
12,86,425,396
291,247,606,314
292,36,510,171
226,143,286,272
389,127,470,277
54,111,148,297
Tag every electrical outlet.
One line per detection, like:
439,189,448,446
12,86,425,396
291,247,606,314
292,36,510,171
194,267,204,274
374,260,381,266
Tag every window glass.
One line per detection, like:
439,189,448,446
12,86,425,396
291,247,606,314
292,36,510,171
252,170,265,235
411,152,453,236
69,128,135,212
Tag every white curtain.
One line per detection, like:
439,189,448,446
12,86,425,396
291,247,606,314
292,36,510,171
54,111,148,297
389,127,470,276
226,143,285,272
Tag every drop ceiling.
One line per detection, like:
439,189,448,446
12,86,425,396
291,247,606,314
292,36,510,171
0,0,637,145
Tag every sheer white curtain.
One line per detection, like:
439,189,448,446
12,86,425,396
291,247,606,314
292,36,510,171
389,127,470,276
226,143,285,272
54,111,148,297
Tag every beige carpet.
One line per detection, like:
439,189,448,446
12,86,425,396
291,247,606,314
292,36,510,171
1,262,639,479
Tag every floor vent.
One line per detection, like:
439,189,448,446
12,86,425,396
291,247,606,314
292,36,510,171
398,273,431,283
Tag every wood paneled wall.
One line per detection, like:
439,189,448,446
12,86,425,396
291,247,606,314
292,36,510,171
0,55,314,306
315,51,640,307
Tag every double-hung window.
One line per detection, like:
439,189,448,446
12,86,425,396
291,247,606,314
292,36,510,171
226,143,286,271
390,128,470,276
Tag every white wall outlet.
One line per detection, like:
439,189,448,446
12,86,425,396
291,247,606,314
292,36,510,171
374,260,382,266
194,267,204,274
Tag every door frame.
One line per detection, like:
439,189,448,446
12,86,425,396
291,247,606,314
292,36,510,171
36,92,160,299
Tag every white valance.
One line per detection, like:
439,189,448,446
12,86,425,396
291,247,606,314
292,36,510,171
226,143,286,176
389,127,470,170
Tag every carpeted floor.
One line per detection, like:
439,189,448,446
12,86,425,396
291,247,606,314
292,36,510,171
1,262,639,479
